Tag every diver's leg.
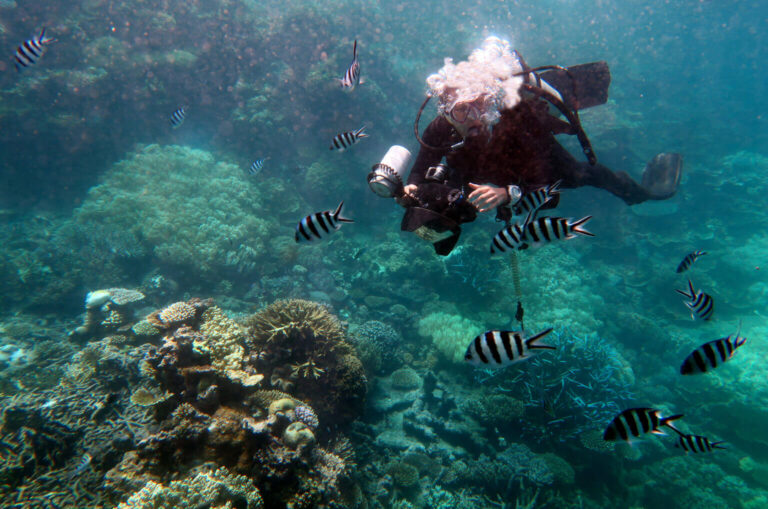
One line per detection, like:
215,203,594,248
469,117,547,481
552,145,680,205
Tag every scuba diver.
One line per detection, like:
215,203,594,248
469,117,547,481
374,37,682,255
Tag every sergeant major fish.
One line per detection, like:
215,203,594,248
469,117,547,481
675,279,714,321
170,106,187,128
680,324,746,375
490,215,593,254
339,39,361,91
513,180,561,218
249,158,266,176
464,328,554,368
603,408,683,442
14,28,55,71
676,250,707,273
675,433,726,454
330,126,368,151
295,201,353,242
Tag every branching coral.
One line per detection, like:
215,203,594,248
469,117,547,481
476,328,634,444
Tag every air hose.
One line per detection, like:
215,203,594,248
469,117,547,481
509,251,525,330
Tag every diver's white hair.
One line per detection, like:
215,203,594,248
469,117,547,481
427,36,524,125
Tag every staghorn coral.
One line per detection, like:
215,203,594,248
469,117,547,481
117,467,263,509
244,299,366,425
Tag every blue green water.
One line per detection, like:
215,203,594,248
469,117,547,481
1,0,767,507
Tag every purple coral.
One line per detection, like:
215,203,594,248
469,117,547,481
294,405,319,429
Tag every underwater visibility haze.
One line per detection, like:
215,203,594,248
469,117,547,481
1,0,767,507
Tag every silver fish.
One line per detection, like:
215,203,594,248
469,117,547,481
513,180,561,218
680,324,746,375
14,28,55,71
170,106,187,128
675,279,714,321
295,201,353,242
676,250,707,273
339,39,361,91
491,215,593,254
330,126,368,151
464,328,554,368
603,408,683,442
675,434,726,453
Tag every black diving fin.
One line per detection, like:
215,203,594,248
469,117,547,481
641,153,683,200
539,61,611,110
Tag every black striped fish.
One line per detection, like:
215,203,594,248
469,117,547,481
295,201,353,242
603,408,683,442
680,325,746,375
339,40,361,91
14,28,55,71
675,434,726,454
249,158,265,176
464,328,554,368
513,180,561,218
675,279,714,321
170,106,187,128
490,215,593,254
676,250,707,273
330,126,368,151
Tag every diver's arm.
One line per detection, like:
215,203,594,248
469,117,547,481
405,116,452,186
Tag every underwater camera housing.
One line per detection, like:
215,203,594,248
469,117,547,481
368,145,412,198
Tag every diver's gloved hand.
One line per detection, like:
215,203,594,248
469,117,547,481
468,183,516,213
396,184,420,208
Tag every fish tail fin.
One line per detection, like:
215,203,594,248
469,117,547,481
661,414,684,433
355,125,369,138
352,39,357,59
42,29,57,44
333,201,354,223
712,441,727,450
525,327,556,350
548,179,562,195
733,320,747,347
675,281,694,299
570,216,594,237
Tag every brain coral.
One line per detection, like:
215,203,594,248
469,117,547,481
72,144,280,282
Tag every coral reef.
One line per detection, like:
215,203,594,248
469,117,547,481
243,299,367,425
118,466,263,509
70,288,146,341
99,297,364,508
71,145,283,286
417,312,482,363
476,328,635,444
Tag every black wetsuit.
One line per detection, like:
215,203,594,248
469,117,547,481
406,97,655,221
